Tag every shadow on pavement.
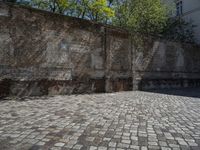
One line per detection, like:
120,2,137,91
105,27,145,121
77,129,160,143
143,88,200,98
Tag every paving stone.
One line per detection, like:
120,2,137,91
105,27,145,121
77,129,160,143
188,142,198,147
159,141,168,147
54,142,65,147
172,148,181,150
50,147,62,150
141,146,148,150
103,138,111,141
98,146,107,150
73,144,83,149
148,141,158,146
36,141,46,146
161,147,172,150
90,146,98,150
177,140,188,146
86,137,95,142
117,143,129,148
130,145,140,150
109,142,117,147
148,145,160,150
131,136,138,141
121,139,131,144
42,138,50,142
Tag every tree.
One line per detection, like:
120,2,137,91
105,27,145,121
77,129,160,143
162,18,196,43
30,0,69,14
88,0,115,22
28,0,114,22
113,0,169,35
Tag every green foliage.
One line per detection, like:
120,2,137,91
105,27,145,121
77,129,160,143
89,0,115,21
29,0,114,22
113,0,169,35
31,0,69,13
162,18,196,43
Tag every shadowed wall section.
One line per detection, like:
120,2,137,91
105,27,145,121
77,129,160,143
134,39,200,90
0,3,200,96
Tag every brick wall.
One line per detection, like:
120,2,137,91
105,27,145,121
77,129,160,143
0,3,200,96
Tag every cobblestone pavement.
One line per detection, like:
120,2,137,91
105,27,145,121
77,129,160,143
0,91,200,150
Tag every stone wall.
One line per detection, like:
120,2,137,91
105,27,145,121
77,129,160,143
134,39,200,90
0,3,200,96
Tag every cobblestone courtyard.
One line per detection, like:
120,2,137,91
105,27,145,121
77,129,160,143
0,90,200,150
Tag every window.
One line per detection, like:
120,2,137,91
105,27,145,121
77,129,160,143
176,0,183,16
